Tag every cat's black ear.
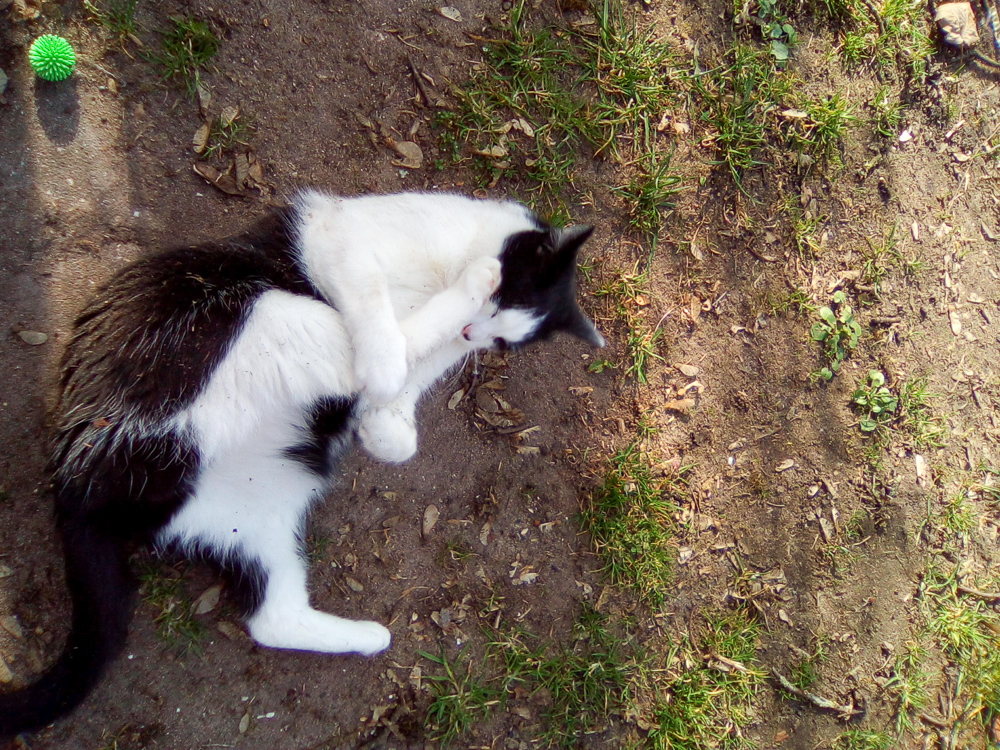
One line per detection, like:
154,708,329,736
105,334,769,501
554,225,594,256
565,305,606,348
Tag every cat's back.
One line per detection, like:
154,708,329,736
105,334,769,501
58,213,312,426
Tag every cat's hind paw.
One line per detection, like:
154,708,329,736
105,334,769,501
461,256,502,307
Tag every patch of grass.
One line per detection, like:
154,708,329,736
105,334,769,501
595,264,663,382
788,92,857,166
647,609,764,749
580,441,688,607
834,728,894,750
491,607,636,747
790,636,830,689
691,43,794,190
911,566,1000,744
438,0,680,214
834,0,935,81
613,149,681,247
765,286,815,316
203,109,255,160
810,290,862,380
870,84,903,138
897,377,945,449
149,16,219,97
420,648,502,746
885,641,930,733
84,0,140,45
137,561,206,653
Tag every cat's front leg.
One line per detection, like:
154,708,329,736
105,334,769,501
354,319,408,406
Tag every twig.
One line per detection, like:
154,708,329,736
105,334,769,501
772,670,864,718
406,56,434,108
957,585,1000,601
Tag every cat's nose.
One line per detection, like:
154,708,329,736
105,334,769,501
462,324,473,340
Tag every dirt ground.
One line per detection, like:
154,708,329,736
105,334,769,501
1,0,1000,748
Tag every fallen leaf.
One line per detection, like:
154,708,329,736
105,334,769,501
192,122,210,154
193,162,242,195
344,575,364,593
390,140,423,169
676,363,699,377
663,398,696,413
471,144,508,159
775,459,795,472
239,712,250,734
479,522,491,546
422,504,440,537
949,310,962,336
438,5,463,21
196,83,212,116
192,583,222,615
568,386,593,396
220,105,240,129
778,609,793,626
17,331,47,345
0,616,22,639
447,388,466,410
0,655,12,685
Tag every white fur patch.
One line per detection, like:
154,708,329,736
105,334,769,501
463,306,542,348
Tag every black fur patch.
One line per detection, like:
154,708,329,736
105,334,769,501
284,396,358,477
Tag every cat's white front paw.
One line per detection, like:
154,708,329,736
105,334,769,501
358,406,418,463
355,333,408,405
351,620,393,656
461,256,502,307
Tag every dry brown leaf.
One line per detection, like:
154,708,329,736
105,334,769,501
775,459,796,472
422,504,440,537
663,398,696,413
192,583,222,615
390,140,423,169
193,162,242,195
220,105,240,129
192,122,210,154
447,388,465,410
438,5,463,21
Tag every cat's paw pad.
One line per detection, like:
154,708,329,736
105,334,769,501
461,256,502,306
358,407,417,464
351,620,392,656
355,336,408,405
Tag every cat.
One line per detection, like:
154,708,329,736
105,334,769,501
0,190,602,736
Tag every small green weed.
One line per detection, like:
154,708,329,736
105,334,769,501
789,636,829,690
810,290,862,380
613,149,681,247
84,0,140,45
787,93,857,166
595,264,663,382
150,16,219,97
885,641,929,733
587,357,617,374
137,561,206,652
203,109,255,160
852,370,898,434
420,648,501,746
735,0,799,62
870,85,903,138
834,728,893,750
897,377,945,449
580,441,687,607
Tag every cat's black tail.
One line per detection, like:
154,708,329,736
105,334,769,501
0,515,135,737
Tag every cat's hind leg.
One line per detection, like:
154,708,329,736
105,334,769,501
159,427,391,655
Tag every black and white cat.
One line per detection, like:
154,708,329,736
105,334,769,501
0,191,602,735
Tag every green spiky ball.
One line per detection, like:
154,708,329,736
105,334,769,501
29,35,76,82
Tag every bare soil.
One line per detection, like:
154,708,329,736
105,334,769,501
1,0,1000,749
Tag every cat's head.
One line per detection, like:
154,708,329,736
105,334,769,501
462,224,605,351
